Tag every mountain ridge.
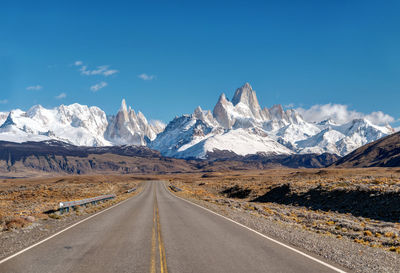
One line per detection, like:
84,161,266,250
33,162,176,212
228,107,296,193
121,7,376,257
0,83,394,160
150,83,393,159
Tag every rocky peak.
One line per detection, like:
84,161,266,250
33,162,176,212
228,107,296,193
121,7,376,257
213,93,234,129
217,93,229,105
269,104,286,120
193,106,203,117
0,112,16,128
232,83,260,106
120,99,128,112
105,99,161,145
118,99,130,121
26,104,45,117
231,82,262,119
232,82,253,105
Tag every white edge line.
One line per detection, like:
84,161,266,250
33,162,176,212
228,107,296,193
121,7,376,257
162,182,347,273
0,190,141,265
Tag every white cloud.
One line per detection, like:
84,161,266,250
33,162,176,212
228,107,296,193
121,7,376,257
55,92,67,99
149,119,166,130
26,85,43,91
77,64,118,77
90,81,107,92
296,103,395,125
138,73,155,81
0,99,8,104
364,111,395,125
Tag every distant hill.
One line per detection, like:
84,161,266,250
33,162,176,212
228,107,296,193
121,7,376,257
0,140,339,176
331,132,400,167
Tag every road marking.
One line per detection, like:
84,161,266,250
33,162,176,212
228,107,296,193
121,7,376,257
150,186,157,273
156,198,168,273
150,182,168,273
150,206,156,273
162,182,347,273
0,184,146,266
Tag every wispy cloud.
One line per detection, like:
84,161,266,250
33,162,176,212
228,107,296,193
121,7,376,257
74,60,83,66
26,85,43,91
0,99,8,104
55,92,67,99
296,103,395,125
74,61,118,77
90,81,107,92
138,73,155,81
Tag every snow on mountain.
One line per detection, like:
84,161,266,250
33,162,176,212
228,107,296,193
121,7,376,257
105,99,164,145
0,99,165,146
0,83,392,159
149,112,292,159
0,104,111,146
0,112,8,125
151,83,393,159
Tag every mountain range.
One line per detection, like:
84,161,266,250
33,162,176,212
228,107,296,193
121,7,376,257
0,83,394,160
332,131,400,168
0,99,164,147
149,83,393,158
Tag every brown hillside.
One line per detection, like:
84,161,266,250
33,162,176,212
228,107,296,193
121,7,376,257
332,132,400,167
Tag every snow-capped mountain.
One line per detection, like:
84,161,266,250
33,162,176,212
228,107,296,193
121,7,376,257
150,83,393,159
0,83,393,159
0,100,165,146
105,99,164,145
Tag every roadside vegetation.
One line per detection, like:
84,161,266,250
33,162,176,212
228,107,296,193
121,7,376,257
0,175,142,232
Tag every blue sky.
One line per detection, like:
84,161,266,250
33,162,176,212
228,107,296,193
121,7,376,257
1,0,399,126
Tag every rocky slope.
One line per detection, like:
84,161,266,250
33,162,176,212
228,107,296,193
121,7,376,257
150,83,393,159
332,131,400,167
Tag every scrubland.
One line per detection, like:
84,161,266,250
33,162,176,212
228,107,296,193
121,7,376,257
0,175,144,232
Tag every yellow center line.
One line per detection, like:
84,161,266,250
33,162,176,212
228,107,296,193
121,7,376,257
150,187,157,273
157,203,168,273
150,183,168,273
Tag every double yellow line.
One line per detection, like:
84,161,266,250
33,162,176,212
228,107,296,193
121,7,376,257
150,186,168,273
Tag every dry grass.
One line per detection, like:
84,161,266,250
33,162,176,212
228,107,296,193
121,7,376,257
0,174,145,231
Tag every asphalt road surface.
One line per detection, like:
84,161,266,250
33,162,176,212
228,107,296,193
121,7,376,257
0,181,347,273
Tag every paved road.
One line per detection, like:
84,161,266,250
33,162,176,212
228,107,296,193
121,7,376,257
0,181,347,273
